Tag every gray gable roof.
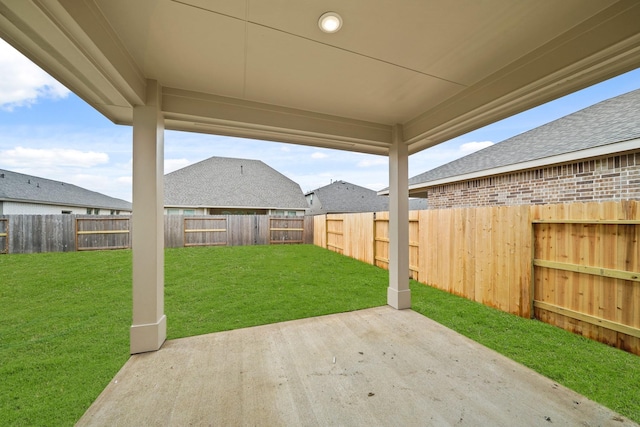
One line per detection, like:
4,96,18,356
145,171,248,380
410,88,640,186
306,181,389,215
0,169,132,211
164,156,307,210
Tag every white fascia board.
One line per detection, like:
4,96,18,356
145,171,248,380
162,87,392,156
408,139,640,193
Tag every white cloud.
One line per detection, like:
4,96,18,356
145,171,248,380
459,141,494,154
311,152,329,159
116,176,132,185
0,146,109,168
0,39,70,110
357,157,388,168
164,158,191,173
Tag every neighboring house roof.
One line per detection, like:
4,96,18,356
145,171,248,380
305,181,389,215
0,169,132,211
409,198,428,210
407,88,640,191
164,156,307,210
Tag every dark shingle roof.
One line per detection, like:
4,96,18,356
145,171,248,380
164,156,307,210
409,88,640,186
0,169,132,210
305,181,389,215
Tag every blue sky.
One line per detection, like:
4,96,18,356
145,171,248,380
1,38,639,202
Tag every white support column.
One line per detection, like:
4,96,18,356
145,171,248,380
130,79,166,354
388,124,411,309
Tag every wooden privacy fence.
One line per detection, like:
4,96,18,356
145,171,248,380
531,202,640,355
76,217,130,251
0,214,314,254
0,218,7,254
1,214,77,253
183,217,228,247
269,217,305,244
314,200,640,355
373,211,420,280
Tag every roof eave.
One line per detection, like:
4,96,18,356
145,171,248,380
405,138,640,196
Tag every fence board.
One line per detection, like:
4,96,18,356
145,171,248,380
164,215,184,248
303,216,314,244
314,215,327,248
343,212,374,264
374,211,389,270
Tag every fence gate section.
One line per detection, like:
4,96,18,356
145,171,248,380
269,217,304,244
0,218,7,254
76,217,130,251
532,216,640,354
184,217,227,247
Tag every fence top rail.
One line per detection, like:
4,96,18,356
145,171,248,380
76,217,130,222
184,217,227,221
532,219,640,225
184,228,227,233
77,230,130,235
374,218,419,222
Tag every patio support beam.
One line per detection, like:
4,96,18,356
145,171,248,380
130,79,166,354
387,124,411,309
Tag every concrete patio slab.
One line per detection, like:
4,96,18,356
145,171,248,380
77,307,636,426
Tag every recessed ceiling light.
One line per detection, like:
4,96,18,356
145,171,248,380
318,12,342,33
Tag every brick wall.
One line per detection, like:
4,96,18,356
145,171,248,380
425,151,640,209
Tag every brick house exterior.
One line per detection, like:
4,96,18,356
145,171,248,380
424,151,640,209
406,89,640,209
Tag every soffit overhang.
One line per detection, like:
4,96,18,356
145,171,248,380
1,0,639,156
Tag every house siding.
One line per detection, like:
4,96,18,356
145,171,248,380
424,151,640,209
1,201,130,215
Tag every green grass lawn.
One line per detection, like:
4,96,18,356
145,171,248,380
1,245,638,425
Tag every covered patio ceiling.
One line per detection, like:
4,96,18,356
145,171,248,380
1,0,640,156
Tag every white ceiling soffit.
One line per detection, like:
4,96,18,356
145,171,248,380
0,0,639,155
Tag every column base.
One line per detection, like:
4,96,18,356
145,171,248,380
130,315,167,354
387,287,411,309
387,288,411,310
